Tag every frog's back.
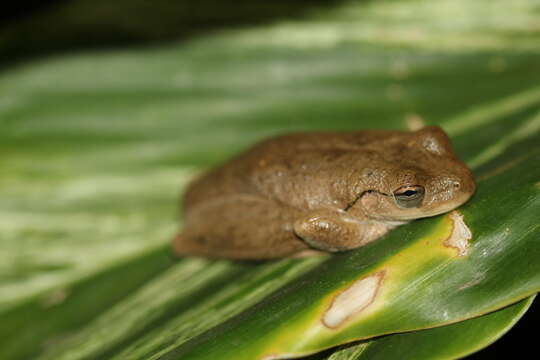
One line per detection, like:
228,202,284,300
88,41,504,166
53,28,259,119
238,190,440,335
183,130,401,210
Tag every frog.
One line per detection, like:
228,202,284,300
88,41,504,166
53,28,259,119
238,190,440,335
172,126,475,259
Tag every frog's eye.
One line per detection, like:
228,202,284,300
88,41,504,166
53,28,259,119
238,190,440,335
393,185,425,208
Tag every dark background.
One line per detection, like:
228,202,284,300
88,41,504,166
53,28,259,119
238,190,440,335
0,0,339,69
1,1,536,358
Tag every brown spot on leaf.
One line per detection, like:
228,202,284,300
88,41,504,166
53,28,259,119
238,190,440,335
261,354,278,360
444,211,472,257
261,353,294,360
322,271,385,329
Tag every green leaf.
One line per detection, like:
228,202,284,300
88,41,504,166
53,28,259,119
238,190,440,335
324,295,536,360
0,247,172,360
1,0,540,359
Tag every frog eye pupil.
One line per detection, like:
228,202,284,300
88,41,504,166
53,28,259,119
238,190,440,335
402,190,417,197
393,185,425,208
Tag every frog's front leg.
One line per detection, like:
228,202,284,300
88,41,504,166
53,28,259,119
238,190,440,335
293,209,392,252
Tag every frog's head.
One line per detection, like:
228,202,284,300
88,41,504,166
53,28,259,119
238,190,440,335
358,126,475,221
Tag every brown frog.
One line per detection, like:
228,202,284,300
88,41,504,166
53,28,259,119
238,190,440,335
172,126,475,259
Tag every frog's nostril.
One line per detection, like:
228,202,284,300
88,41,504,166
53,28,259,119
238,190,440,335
453,182,461,190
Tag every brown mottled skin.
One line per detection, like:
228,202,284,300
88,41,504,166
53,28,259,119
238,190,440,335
172,126,475,259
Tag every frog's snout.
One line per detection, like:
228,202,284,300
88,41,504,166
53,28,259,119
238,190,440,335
437,174,476,209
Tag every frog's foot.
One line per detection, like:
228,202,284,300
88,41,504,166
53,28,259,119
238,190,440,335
293,209,390,252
